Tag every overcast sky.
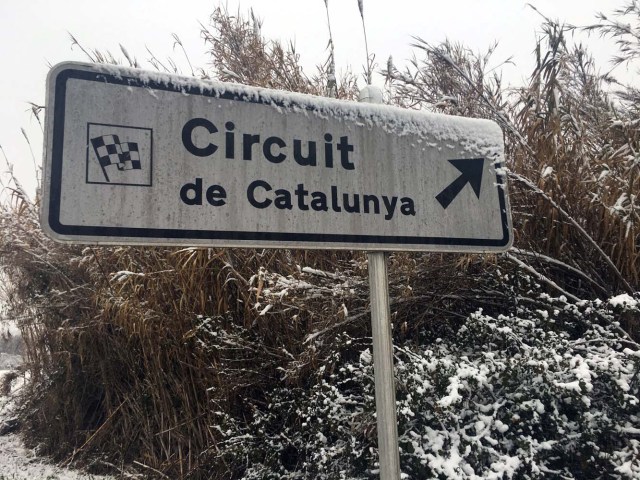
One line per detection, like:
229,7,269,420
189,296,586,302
0,0,633,197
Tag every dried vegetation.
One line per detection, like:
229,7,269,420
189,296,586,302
0,3,639,479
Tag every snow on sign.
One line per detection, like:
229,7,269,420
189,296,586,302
41,62,512,252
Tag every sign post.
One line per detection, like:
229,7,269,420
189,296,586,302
42,62,512,479
368,251,401,478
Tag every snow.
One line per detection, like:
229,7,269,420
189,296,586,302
110,270,145,282
0,430,105,478
609,293,638,309
541,166,554,178
55,61,505,157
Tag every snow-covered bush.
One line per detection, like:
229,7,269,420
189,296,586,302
212,292,639,479
393,296,640,479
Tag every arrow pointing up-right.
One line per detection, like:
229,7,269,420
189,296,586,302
435,158,485,209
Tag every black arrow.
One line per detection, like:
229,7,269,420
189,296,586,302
435,158,485,209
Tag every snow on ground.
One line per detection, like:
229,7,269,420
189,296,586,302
0,323,113,480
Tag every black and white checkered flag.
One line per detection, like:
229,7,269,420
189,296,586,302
91,134,141,181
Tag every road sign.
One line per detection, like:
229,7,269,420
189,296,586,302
42,62,512,252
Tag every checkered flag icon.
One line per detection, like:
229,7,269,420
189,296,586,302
91,134,142,172
116,142,142,170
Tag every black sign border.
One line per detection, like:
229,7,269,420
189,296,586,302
47,65,511,249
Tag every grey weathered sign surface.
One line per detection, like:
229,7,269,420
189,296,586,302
41,61,512,252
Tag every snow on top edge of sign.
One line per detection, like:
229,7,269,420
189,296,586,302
51,61,504,158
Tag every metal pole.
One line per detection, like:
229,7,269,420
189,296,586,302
368,251,401,479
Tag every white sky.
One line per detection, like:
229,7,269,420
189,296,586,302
0,0,634,197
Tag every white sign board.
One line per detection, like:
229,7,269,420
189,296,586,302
42,62,512,252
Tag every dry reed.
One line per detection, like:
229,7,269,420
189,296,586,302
0,5,638,478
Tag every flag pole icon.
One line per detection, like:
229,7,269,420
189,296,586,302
90,134,142,182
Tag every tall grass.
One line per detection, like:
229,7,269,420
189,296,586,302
0,4,638,478
385,15,639,293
